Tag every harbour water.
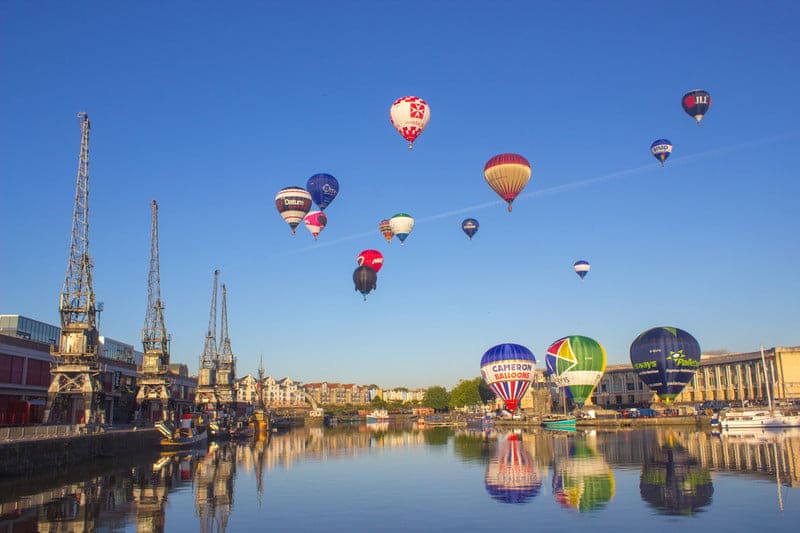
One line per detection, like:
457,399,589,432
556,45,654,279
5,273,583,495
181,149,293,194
1,424,798,532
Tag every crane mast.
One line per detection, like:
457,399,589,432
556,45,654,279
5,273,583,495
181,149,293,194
44,112,104,425
136,199,172,422
216,283,237,411
195,269,220,413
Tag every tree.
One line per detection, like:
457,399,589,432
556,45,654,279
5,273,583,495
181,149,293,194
478,379,496,405
449,378,482,409
422,386,450,411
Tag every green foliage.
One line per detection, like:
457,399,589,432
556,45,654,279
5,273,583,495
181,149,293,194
449,378,483,408
422,386,450,411
370,396,388,408
478,379,496,404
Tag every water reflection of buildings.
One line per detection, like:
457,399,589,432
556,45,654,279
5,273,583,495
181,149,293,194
196,441,236,533
0,450,200,532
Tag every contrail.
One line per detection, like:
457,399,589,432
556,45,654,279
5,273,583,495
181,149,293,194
272,131,797,257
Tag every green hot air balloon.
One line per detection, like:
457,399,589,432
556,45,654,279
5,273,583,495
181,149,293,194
544,336,607,407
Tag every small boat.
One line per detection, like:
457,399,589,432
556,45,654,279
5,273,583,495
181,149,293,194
366,409,389,423
542,415,577,430
157,414,208,448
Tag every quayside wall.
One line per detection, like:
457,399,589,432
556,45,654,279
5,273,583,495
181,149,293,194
0,428,160,477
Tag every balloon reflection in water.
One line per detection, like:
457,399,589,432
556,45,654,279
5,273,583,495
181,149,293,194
640,434,714,515
552,436,615,512
484,434,542,504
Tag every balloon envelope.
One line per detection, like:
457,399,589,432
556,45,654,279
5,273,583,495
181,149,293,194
303,211,327,240
389,213,414,244
573,260,590,279
484,153,531,212
389,96,430,149
357,249,384,273
480,343,536,412
681,89,712,124
275,187,312,235
462,218,479,240
629,327,701,404
379,219,394,244
650,139,673,166
353,265,377,300
545,336,607,407
306,173,339,211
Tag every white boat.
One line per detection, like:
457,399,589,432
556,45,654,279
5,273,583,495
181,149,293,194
719,409,800,429
718,345,800,430
366,409,389,423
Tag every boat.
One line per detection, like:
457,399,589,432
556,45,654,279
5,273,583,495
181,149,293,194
248,409,270,435
156,414,208,449
230,421,255,440
542,415,577,430
718,345,800,430
366,409,389,423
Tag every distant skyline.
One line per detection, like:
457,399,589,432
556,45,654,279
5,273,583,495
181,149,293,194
2,2,798,389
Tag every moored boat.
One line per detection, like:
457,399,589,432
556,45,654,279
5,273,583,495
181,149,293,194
157,414,208,448
542,416,577,430
366,409,389,423
719,409,800,429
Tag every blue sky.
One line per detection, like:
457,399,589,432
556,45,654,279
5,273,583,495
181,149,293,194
2,1,798,389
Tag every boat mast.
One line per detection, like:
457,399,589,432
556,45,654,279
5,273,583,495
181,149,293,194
760,344,774,411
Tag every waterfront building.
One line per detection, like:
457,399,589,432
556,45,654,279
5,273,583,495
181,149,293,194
382,387,426,403
261,376,306,406
592,345,800,407
303,382,371,406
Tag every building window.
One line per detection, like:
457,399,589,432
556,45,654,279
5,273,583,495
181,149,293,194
627,383,635,391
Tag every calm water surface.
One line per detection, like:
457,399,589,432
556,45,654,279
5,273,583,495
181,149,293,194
1,424,798,532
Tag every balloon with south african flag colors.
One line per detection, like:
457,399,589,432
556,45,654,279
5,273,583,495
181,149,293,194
545,336,607,407
629,326,701,404
480,343,537,412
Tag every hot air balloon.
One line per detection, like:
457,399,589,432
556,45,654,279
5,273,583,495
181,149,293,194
545,336,607,407
379,219,394,244
484,153,531,212
303,211,327,240
389,213,414,245
306,173,339,211
573,260,590,280
275,187,312,235
357,249,384,273
650,139,673,166
681,89,712,125
480,343,536,412
353,265,377,301
485,435,542,504
462,218,479,240
389,96,430,149
629,327,701,404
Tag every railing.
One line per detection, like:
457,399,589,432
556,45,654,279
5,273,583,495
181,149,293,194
0,424,86,442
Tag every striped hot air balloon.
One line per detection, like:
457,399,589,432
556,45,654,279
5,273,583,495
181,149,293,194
379,219,394,244
275,187,312,235
390,96,430,149
480,343,536,412
573,260,590,280
545,336,607,407
484,153,532,212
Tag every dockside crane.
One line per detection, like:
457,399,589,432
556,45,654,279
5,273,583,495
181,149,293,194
195,269,220,414
137,199,172,422
216,283,237,412
44,112,104,425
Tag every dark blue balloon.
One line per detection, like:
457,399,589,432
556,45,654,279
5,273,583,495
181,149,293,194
462,218,479,240
306,173,339,211
629,327,701,404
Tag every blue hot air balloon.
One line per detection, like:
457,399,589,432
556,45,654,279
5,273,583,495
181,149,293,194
306,173,339,211
629,327,701,404
650,140,673,166
573,260,590,280
480,343,536,412
462,218,479,240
